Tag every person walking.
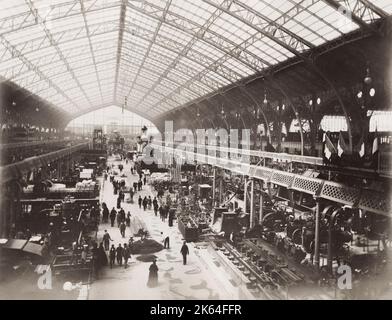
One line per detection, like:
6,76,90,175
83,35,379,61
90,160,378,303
116,244,123,266
159,206,164,221
168,209,174,227
120,221,126,238
147,196,152,210
123,243,131,269
98,243,108,267
161,232,170,249
138,179,142,191
161,206,167,223
102,230,112,251
126,212,131,227
92,243,100,279
180,241,189,265
117,211,122,228
102,203,109,223
109,244,116,268
143,175,147,186
147,259,158,288
142,196,148,211
133,182,138,193
129,189,134,203
138,196,142,209
110,208,117,227
117,195,121,209
153,198,158,215
119,208,126,222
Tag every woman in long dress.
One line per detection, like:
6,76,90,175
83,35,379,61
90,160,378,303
98,242,108,266
147,260,158,287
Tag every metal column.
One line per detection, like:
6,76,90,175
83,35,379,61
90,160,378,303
314,199,320,270
219,178,223,204
259,191,264,225
250,179,255,228
243,177,248,213
212,167,216,205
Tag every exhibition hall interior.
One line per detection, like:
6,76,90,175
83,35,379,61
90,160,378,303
0,0,391,300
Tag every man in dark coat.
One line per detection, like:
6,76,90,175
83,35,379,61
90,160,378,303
142,196,148,211
117,195,121,209
120,221,126,238
161,206,167,223
126,212,131,227
159,206,164,221
110,208,117,227
153,197,158,216
138,196,142,209
123,243,131,269
180,241,189,265
168,209,175,227
119,208,126,222
109,244,116,268
102,230,112,251
116,244,123,266
102,203,109,223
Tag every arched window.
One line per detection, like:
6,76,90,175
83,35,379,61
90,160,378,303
66,106,159,136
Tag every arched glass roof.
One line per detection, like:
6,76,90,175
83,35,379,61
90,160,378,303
0,0,390,120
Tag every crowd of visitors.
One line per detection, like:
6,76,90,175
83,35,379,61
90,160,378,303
92,155,191,287
87,156,193,287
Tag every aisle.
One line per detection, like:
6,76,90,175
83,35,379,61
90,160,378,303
88,157,239,300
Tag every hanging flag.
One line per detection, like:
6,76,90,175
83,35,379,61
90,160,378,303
323,133,336,161
337,139,343,157
324,144,332,160
353,132,365,159
358,142,365,158
337,131,347,157
372,136,379,155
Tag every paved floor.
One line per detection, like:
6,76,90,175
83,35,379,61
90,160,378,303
88,157,239,300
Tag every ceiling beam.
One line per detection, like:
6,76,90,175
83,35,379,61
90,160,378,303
202,0,313,56
323,0,382,33
79,0,104,103
0,36,79,112
113,0,127,103
25,0,94,108
122,0,173,103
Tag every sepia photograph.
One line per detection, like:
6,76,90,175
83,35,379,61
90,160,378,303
0,0,391,307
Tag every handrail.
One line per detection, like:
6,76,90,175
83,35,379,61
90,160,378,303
153,144,390,217
151,141,323,166
0,139,68,151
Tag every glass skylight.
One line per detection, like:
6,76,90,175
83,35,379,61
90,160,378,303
0,0,388,121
